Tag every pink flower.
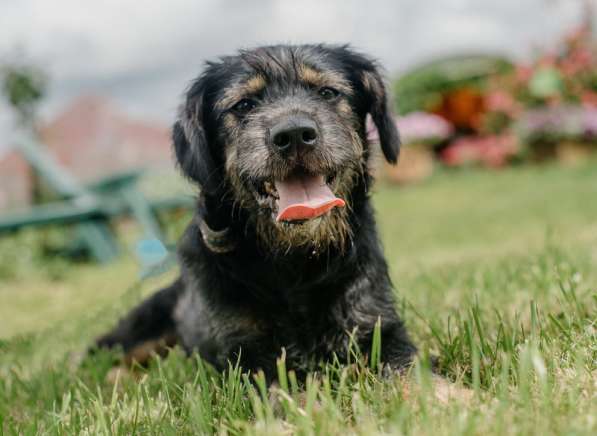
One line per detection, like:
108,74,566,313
560,49,593,76
571,48,593,67
367,112,454,145
515,65,533,84
441,134,518,168
486,91,519,116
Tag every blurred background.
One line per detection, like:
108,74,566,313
1,0,596,337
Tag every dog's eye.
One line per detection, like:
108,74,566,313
318,87,340,101
232,99,257,115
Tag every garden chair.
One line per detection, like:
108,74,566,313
0,133,192,264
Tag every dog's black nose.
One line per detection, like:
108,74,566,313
271,116,318,153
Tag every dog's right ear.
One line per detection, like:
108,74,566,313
173,79,220,195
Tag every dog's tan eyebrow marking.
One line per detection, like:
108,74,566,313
298,65,353,95
244,75,267,94
216,75,267,110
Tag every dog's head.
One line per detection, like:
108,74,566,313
174,44,399,252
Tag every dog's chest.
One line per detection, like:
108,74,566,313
173,283,361,371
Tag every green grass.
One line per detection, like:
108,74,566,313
1,161,596,435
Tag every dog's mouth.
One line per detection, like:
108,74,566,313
251,171,345,223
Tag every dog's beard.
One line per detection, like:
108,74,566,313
255,207,352,254
226,165,360,254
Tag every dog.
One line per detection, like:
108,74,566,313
95,44,417,381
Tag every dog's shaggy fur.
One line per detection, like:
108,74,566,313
96,44,417,380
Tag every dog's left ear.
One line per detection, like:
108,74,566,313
359,67,400,164
340,48,400,164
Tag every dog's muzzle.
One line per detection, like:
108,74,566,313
261,115,346,222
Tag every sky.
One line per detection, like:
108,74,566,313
0,0,587,153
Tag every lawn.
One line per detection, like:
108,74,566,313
0,161,596,435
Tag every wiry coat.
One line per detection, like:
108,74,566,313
96,44,416,380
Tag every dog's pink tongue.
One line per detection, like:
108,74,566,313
275,174,345,222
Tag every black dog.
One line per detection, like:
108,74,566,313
96,44,417,380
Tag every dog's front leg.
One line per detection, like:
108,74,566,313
94,278,184,365
342,319,417,373
375,320,418,371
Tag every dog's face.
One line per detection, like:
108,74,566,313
174,45,400,252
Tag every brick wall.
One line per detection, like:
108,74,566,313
0,151,32,210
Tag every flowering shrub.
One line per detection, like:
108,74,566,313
517,105,597,142
392,55,511,115
482,25,597,140
389,25,597,169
